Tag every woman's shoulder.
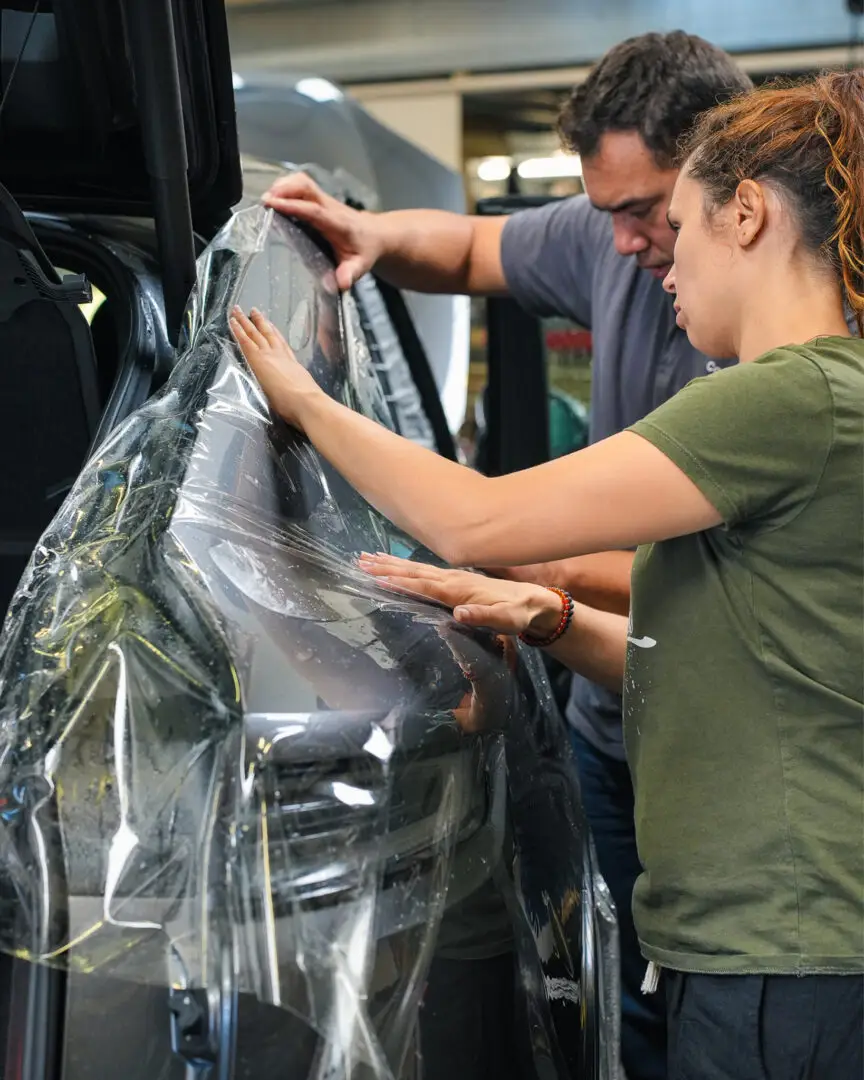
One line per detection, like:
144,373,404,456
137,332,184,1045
713,337,864,404
751,336,864,377
769,336,864,416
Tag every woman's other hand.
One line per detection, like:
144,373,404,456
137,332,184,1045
230,307,324,430
357,552,563,638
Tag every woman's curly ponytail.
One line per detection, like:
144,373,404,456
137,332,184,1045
816,72,864,331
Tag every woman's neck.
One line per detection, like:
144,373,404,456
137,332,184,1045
736,267,851,363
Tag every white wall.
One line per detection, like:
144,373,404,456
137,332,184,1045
353,89,462,171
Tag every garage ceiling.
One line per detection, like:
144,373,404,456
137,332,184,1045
228,0,864,83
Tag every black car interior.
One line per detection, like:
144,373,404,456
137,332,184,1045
0,180,99,617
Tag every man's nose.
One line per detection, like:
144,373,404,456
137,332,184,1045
611,219,649,257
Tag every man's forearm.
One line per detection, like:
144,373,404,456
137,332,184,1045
373,210,508,296
552,551,634,616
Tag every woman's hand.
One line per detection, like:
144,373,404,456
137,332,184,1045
357,552,564,638
229,307,324,430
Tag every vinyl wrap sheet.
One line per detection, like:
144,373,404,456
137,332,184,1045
0,207,619,1079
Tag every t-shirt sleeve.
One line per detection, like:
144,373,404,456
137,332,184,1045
628,349,834,529
500,196,604,326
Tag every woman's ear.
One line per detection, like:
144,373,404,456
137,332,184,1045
733,179,767,248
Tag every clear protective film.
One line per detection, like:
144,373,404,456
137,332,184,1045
0,206,619,1078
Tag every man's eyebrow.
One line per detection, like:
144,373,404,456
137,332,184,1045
590,195,658,214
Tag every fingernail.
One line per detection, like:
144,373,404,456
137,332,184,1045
454,607,467,619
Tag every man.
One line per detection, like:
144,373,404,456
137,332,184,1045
262,32,752,1080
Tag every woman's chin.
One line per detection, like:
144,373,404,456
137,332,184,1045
680,321,714,356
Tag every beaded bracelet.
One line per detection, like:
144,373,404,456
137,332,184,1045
518,586,575,648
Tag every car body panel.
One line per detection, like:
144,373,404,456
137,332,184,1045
0,206,619,1078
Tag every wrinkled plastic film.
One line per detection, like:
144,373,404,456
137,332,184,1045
0,205,618,1078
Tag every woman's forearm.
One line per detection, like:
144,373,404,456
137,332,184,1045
299,399,722,571
300,392,493,565
544,603,627,691
235,304,722,571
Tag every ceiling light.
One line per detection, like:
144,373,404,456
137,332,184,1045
476,157,512,183
295,77,344,103
517,155,582,180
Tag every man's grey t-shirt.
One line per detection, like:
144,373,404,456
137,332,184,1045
500,195,735,761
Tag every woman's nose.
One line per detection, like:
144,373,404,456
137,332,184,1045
662,264,677,295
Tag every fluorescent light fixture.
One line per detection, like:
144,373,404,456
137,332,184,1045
295,77,344,103
232,72,245,91
476,156,512,183
517,154,582,179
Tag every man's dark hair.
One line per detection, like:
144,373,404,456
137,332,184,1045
558,31,753,167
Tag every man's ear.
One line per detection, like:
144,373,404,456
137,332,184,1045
733,179,767,248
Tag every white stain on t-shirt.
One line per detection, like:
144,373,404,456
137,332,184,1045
627,612,657,649
627,634,657,649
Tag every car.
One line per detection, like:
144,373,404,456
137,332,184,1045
0,2,618,1079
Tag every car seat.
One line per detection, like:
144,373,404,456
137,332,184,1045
0,180,99,620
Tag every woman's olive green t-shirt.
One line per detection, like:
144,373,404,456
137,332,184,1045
627,336,864,975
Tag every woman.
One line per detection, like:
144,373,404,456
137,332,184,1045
231,72,864,1078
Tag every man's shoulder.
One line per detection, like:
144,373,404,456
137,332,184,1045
503,193,611,244
500,195,615,324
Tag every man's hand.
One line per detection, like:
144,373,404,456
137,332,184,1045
485,552,634,617
264,172,383,290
